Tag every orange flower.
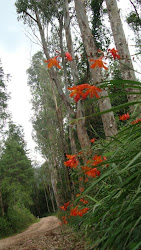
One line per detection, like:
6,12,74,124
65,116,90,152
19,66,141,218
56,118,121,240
108,48,120,60
67,84,89,102
90,57,108,70
60,201,70,211
78,151,83,156
76,194,81,197
79,177,83,181
68,84,102,102
131,118,141,124
62,216,68,224
44,56,61,69
70,206,78,216
65,52,73,61
90,138,96,143
85,167,100,178
103,156,107,161
81,166,92,173
82,85,102,99
80,187,84,193
84,178,88,182
80,198,88,204
64,154,79,169
70,206,89,217
92,155,103,166
119,113,130,121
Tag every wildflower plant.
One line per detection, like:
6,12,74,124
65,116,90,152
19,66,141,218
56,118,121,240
45,48,141,249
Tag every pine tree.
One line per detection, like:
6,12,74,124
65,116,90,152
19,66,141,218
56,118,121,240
0,123,34,216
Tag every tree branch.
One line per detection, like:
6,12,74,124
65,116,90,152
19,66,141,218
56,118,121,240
23,10,38,23
129,0,140,20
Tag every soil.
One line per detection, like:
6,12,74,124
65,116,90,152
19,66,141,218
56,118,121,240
0,216,87,250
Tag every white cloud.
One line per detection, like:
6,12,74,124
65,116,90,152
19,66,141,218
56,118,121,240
0,46,44,164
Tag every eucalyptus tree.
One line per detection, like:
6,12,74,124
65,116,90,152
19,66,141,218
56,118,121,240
0,59,9,130
74,0,117,137
27,51,71,206
15,0,91,154
105,0,141,111
31,165,57,216
63,0,91,149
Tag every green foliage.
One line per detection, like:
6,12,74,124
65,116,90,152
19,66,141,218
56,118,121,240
15,0,64,24
62,116,141,249
0,207,36,238
0,217,12,238
83,125,141,249
126,0,141,52
7,206,36,233
127,11,141,31
91,0,111,50
0,123,34,229
0,59,9,129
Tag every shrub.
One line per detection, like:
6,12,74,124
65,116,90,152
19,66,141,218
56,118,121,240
7,206,36,233
0,217,12,238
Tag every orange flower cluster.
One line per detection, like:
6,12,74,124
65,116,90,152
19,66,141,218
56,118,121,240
60,201,70,211
108,48,120,60
85,167,100,178
92,155,103,166
64,154,79,169
90,57,108,70
70,206,89,217
68,84,102,102
119,113,130,121
80,198,88,204
81,155,108,178
44,51,73,69
131,118,141,124
61,216,68,224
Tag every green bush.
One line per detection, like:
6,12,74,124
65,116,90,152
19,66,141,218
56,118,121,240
0,206,36,238
7,206,36,233
0,217,12,238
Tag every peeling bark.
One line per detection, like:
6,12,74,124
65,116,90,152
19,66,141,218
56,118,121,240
64,0,91,148
74,0,117,137
106,0,141,112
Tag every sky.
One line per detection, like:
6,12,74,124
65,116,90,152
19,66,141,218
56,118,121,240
0,0,43,164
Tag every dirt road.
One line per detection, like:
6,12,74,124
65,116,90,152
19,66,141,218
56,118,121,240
0,216,86,250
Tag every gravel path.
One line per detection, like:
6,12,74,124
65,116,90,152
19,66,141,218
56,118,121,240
0,216,86,250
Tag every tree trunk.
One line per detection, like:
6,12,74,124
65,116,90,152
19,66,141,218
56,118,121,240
64,0,91,148
74,0,117,137
48,184,56,213
51,79,67,160
35,11,74,116
105,0,140,111
43,185,50,213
